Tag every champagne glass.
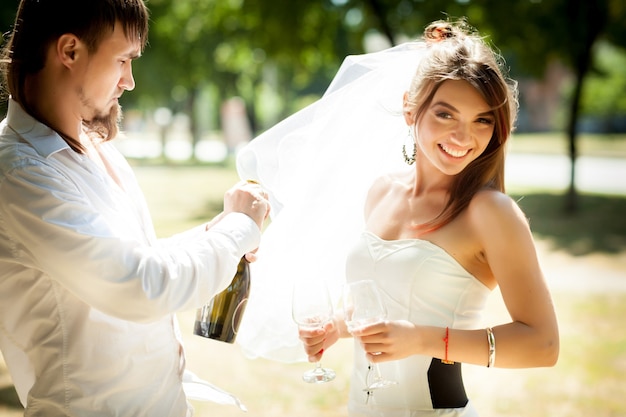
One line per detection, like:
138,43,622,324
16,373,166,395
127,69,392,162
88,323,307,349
292,279,337,383
343,279,398,391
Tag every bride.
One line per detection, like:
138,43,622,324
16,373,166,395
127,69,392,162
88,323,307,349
236,19,559,417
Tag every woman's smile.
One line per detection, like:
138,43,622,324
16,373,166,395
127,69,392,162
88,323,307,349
439,143,470,158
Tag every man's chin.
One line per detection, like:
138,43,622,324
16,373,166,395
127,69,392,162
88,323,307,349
86,103,121,141
105,101,121,119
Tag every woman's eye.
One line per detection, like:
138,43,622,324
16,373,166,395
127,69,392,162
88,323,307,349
436,112,452,119
477,117,494,125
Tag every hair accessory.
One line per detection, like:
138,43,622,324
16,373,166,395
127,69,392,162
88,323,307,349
442,327,454,364
486,327,496,368
425,24,455,42
402,128,416,165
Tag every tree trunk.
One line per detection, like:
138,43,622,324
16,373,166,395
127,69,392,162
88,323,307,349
247,75,261,136
564,70,583,213
563,0,608,213
363,0,396,46
188,88,200,162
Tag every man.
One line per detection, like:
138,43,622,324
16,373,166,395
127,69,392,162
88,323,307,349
0,1,269,416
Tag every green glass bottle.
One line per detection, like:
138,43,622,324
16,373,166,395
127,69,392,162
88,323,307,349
193,256,250,343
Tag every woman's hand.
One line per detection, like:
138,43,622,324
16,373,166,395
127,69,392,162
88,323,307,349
298,320,340,362
350,320,421,363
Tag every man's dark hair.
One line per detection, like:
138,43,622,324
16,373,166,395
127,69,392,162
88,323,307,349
1,0,149,103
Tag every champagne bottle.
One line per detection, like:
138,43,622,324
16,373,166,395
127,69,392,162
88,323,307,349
193,256,250,343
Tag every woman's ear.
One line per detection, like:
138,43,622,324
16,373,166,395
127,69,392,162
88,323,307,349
402,92,415,126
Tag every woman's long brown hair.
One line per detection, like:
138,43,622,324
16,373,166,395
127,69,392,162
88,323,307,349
405,19,519,233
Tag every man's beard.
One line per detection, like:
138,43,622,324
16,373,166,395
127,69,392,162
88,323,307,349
84,101,121,142
78,83,122,142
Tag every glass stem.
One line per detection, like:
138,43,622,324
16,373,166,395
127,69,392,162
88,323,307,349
372,362,382,381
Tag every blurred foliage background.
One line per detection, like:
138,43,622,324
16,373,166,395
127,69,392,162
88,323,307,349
3,0,625,209
1,0,625,134
0,2,625,415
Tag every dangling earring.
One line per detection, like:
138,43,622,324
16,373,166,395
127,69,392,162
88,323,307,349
402,128,416,165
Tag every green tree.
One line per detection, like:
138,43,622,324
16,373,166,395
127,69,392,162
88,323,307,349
581,42,626,129
130,0,352,159
472,0,626,212
461,0,626,211
131,0,230,160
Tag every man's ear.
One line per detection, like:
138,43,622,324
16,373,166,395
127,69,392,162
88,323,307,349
56,34,81,68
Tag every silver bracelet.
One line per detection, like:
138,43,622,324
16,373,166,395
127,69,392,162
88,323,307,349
486,327,496,368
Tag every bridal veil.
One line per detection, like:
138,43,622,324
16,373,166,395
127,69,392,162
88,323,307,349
236,41,426,362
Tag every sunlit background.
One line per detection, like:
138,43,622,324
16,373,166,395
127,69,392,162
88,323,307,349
1,0,625,416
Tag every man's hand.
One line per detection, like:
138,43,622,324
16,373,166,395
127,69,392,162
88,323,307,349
223,180,270,230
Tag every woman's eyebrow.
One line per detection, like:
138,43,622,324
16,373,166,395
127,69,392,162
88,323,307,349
432,101,494,117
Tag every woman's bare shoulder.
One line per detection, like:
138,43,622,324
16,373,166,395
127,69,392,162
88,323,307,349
467,189,534,249
469,189,527,220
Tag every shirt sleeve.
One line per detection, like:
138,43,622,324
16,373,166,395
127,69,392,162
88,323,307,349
0,157,261,323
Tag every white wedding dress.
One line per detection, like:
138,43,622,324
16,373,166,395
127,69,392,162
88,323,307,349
345,231,489,416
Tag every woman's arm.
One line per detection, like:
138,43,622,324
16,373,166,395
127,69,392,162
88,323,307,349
417,191,559,368
353,190,559,368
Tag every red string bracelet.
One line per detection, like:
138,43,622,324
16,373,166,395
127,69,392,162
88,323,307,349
442,327,454,364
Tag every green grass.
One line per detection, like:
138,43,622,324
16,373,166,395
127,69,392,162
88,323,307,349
510,192,626,256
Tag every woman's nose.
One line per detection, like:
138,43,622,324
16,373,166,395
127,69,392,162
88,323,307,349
452,122,471,144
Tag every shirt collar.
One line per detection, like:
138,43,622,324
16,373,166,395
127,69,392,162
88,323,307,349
6,98,71,158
